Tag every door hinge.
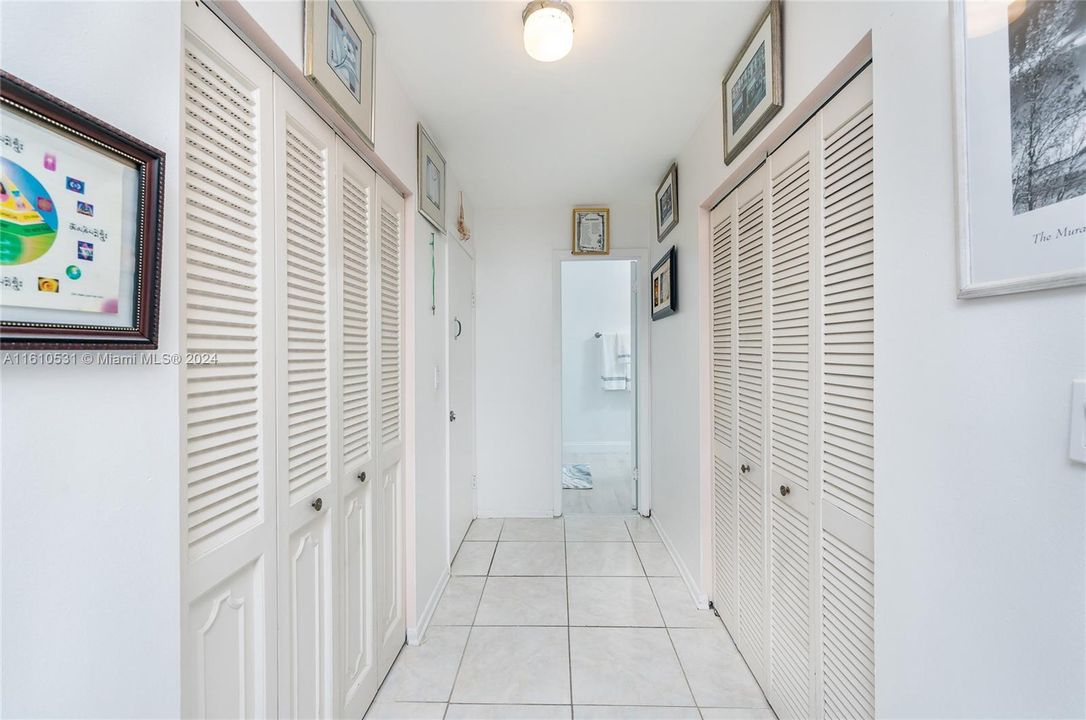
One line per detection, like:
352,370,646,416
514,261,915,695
472,473,477,489
471,292,476,308
632,468,640,482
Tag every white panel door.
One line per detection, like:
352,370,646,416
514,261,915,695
768,119,821,720
375,175,406,677
274,76,338,720
180,5,277,717
448,240,476,553
335,137,379,719
710,193,738,632
819,65,875,720
735,165,770,686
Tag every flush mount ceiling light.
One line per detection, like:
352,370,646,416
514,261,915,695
523,1,574,62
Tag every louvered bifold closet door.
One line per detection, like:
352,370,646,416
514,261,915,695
335,139,379,719
273,76,338,719
768,120,821,720
375,175,407,676
710,194,739,632
180,7,277,717
819,65,874,720
735,165,770,686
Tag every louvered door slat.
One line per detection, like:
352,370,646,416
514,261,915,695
771,151,812,495
737,469,767,677
283,124,331,505
180,9,278,717
768,134,815,720
183,42,264,561
378,200,402,446
735,170,767,686
342,174,372,466
710,197,738,629
820,65,875,720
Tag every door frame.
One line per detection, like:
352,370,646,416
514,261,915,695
551,248,652,517
445,237,476,558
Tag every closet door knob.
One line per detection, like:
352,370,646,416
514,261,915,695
779,485,791,497
311,497,323,511
357,471,367,483
740,464,750,474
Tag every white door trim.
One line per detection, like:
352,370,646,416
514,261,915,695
551,249,652,517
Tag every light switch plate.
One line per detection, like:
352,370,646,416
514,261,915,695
1071,380,1086,464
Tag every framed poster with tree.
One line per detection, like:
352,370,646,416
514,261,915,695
953,0,1086,297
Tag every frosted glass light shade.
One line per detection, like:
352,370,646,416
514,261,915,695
523,1,574,62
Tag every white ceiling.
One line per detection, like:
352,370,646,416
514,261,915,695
364,1,763,208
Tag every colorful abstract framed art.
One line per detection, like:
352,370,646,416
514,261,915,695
0,71,164,349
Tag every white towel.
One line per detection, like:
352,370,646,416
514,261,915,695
601,332,632,391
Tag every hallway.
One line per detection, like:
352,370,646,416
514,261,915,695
365,516,772,719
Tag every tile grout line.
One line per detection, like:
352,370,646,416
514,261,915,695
443,518,500,716
565,516,575,715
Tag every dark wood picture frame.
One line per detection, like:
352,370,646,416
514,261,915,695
655,162,679,243
651,245,678,321
0,71,164,349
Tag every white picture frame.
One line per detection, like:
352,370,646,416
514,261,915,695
952,0,1086,298
304,0,376,148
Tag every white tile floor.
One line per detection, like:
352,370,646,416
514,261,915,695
365,516,774,720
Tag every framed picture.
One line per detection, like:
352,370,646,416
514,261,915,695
305,0,376,147
953,0,1086,297
651,246,678,320
1,71,164,349
571,208,610,255
722,0,783,165
417,123,447,233
655,162,679,242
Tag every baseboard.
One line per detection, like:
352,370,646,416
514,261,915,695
476,508,556,519
407,565,449,646
651,514,709,610
562,441,632,456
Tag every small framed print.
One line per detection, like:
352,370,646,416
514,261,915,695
417,123,447,233
651,246,678,320
1,71,164,349
304,0,376,147
722,0,783,164
572,207,610,255
655,162,678,242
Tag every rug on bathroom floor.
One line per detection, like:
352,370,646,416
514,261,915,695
562,463,593,489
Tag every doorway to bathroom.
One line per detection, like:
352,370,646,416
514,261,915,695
555,254,649,516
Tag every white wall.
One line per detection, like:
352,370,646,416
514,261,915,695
237,0,474,636
655,2,1086,717
561,260,633,455
0,2,182,717
474,200,652,517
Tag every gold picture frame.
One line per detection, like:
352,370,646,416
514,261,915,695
304,0,376,148
571,208,610,255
